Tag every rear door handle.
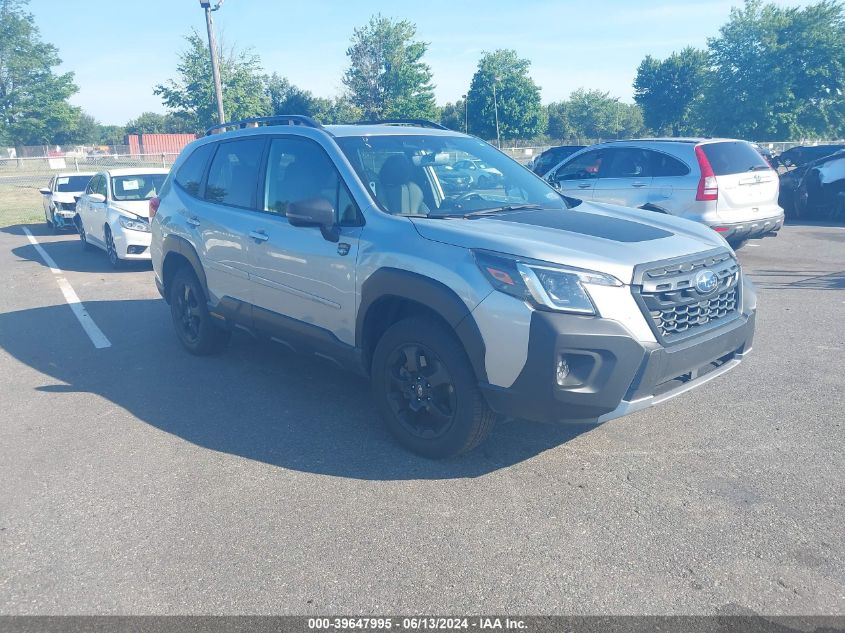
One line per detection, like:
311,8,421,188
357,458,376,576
631,182,648,188
186,216,200,227
577,183,592,189
249,230,269,243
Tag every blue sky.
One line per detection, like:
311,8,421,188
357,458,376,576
29,0,810,125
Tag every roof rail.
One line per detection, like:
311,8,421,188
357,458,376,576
205,115,324,136
354,118,449,131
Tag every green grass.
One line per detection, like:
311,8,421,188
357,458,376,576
0,184,44,228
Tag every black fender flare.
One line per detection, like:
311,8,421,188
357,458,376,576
357,268,488,383
160,234,208,302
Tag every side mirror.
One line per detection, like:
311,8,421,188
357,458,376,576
89,193,106,204
39,187,51,195
287,197,339,242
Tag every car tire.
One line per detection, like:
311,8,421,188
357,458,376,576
169,266,231,355
104,226,121,269
477,175,490,189
371,316,496,458
728,238,748,250
77,218,91,251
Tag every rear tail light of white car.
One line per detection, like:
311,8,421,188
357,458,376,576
695,145,719,201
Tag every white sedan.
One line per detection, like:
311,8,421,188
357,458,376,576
40,172,95,232
76,167,169,267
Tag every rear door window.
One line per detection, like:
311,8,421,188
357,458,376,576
204,138,265,208
602,148,652,179
700,141,768,176
650,151,690,177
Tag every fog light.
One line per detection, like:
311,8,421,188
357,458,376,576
555,358,570,386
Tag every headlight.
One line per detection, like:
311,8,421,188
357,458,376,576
473,250,621,315
118,215,150,232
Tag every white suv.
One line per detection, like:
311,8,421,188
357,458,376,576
543,139,784,248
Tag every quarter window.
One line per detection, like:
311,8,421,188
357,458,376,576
263,137,361,226
175,143,215,197
204,138,265,208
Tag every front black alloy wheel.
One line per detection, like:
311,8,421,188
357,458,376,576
385,343,458,440
371,316,496,458
169,266,230,355
78,219,91,250
105,227,120,268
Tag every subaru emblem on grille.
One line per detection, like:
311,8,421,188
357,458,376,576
694,270,719,294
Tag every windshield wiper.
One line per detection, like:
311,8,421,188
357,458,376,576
749,164,770,171
462,204,544,218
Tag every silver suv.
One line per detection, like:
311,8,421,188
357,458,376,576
543,139,784,248
150,117,757,458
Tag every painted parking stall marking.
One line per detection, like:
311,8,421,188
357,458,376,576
22,227,112,349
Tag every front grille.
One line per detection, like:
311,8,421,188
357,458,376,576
58,202,76,211
634,250,741,342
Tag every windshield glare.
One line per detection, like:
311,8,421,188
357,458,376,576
336,135,567,216
111,174,166,202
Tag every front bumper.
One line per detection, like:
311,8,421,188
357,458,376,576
479,307,755,424
112,226,152,260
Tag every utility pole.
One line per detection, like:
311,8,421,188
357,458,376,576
199,0,225,125
493,76,501,148
462,94,468,134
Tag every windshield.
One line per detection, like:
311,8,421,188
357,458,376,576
335,135,567,216
111,174,166,202
55,175,92,192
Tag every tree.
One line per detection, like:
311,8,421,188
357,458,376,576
0,0,79,147
704,0,845,139
154,31,269,132
633,47,709,136
561,89,644,140
439,100,466,132
342,15,437,120
125,111,193,135
264,74,361,123
466,50,545,141
265,73,316,116
546,102,574,140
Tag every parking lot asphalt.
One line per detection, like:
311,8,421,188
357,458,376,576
0,221,842,615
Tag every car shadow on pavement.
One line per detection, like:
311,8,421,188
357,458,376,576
749,269,845,291
5,224,152,274
0,299,594,481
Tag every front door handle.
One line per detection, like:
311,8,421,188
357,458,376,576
631,182,648,188
249,230,269,243
186,216,200,227
577,182,592,189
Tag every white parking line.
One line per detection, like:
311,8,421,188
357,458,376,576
22,228,112,349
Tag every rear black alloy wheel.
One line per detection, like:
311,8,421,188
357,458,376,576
385,343,457,440
105,227,120,268
169,267,230,355
371,316,497,458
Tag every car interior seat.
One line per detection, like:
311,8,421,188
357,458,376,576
378,155,428,215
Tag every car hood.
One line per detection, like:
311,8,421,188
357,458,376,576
409,201,730,284
111,200,151,219
51,192,83,204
